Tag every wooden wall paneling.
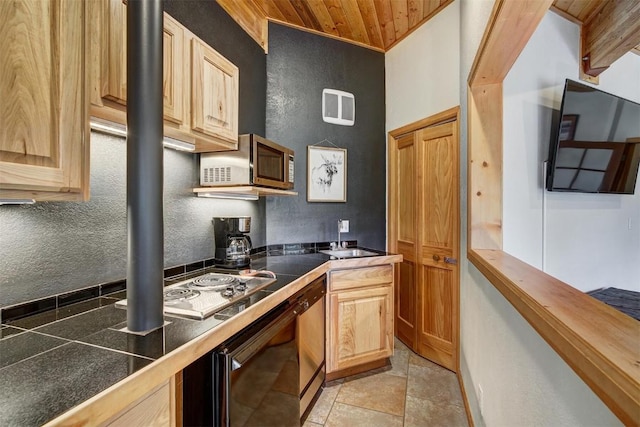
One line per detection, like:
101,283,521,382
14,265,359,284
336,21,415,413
374,0,396,48
356,0,384,49
390,0,409,39
467,84,503,251
305,0,340,36
269,0,305,26
581,0,640,76
408,0,424,28
424,0,442,17
290,0,322,31
322,0,355,40
341,0,371,45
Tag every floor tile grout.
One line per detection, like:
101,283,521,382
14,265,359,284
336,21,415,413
306,337,468,426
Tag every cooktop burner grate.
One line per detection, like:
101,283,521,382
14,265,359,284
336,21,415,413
189,273,239,290
164,288,201,304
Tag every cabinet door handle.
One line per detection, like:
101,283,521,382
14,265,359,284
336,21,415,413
432,254,440,262
444,257,458,265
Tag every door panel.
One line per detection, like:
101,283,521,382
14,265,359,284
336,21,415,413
416,121,459,371
329,286,393,372
390,133,417,349
0,0,88,197
396,261,416,346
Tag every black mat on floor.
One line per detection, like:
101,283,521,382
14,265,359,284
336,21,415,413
587,287,640,321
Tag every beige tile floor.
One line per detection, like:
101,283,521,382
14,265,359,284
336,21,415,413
304,337,469,427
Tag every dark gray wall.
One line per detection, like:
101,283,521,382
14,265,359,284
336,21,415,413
265,24,386,250
0,3,267,308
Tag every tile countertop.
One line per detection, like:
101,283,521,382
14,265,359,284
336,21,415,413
0,249,402,427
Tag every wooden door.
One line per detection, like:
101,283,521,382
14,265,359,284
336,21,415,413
328,285,393,372
389,133,418,349
0,0,89,201
415,121,459,371
190,38,239,145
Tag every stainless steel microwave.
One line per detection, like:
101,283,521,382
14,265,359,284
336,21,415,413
200,134,294,190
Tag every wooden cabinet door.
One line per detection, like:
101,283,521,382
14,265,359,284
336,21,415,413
0,0,89,201
389,133,418,349
101,0,127,105
415,122,459,371
190,38,239,145
100,1,185,124
328,285,393,373
162,14,185,125
107,380,175,427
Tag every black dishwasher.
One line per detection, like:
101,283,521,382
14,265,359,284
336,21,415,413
183,276,326,427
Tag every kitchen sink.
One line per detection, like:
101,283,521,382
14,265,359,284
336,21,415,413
319,248,379,258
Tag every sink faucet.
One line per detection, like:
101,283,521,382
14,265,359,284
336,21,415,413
337,219,342,249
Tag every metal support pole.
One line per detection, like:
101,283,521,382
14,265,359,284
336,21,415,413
126,0,164,332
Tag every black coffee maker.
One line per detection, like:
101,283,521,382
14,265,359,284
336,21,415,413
213,217,252,269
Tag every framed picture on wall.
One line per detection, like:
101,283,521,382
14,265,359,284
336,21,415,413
559,114,578,141
307,146,347,202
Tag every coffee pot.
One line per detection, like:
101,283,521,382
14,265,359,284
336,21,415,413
212,217,252,268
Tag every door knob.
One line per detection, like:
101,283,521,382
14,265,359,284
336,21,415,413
432,254,440,262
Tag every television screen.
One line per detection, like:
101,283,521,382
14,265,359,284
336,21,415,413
546,79,640,194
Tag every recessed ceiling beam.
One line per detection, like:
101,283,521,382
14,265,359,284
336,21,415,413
581,0,640,76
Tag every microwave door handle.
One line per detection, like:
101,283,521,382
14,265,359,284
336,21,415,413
229,306,298,370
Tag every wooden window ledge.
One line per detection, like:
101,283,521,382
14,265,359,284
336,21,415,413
469,249,640,426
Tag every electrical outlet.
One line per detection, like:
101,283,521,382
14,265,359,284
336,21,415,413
478,383,484,416
339,220,349,233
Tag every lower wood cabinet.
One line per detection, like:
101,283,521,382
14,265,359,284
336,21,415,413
106,379,175,427
326,265,394,377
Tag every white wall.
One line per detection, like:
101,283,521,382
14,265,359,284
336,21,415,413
385,0,460,132
383,1,626,425
502,11,640,292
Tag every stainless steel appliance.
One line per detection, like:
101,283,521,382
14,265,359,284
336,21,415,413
200,134,295,190
183,276,326,427
115,272,276,320
213,217,252,269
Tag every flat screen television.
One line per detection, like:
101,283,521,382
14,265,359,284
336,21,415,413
546,79,640,194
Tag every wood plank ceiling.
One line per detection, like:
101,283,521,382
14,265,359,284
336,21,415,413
216,0,453,52
216,0,640,65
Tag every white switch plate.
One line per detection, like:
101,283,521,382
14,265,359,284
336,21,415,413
339,220,349,233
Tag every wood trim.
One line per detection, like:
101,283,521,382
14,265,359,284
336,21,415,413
467,84,502,250
388,106,459,138
468,0,554,86
468,249,640,427
325,357,389,382
467,0,640,425
266,18,386,53
457,371,475,427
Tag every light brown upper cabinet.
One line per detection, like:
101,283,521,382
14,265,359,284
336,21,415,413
190,39,238,145
90,0,238,152
0,0,90,201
